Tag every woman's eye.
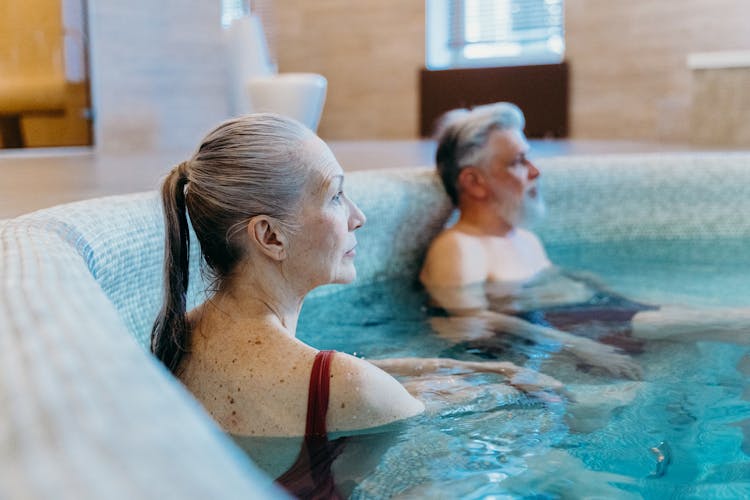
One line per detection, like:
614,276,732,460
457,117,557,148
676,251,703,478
333,191,343,203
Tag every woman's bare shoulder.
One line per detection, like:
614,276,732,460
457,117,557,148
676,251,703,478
325,352,424,433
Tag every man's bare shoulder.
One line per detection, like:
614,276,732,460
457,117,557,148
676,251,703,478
432,226,484,251
420,227,488,287
514,227,545,246
513,228,551,264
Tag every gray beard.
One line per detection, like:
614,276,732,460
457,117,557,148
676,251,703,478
498,187,546,229
518,189,546,228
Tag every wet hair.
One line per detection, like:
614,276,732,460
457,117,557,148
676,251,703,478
434,102,526,205
151,113,314,374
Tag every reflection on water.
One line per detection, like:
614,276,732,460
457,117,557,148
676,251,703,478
243,238,750,498
232,423,406,499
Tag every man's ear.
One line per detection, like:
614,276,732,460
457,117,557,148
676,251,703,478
458,167,488,200
247,216,288,261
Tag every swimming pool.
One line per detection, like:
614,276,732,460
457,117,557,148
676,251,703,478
289,236,750,498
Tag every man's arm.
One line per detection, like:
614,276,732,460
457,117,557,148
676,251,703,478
420,232,642,380
420,241,642,379
631,306,750,343
423,299,642,380
475,309,643,380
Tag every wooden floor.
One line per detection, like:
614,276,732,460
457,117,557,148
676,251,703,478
0,139,700,219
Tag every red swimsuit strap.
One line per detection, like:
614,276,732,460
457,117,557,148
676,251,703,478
305,350,335,437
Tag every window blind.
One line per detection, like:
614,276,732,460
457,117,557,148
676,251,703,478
427,0,564,69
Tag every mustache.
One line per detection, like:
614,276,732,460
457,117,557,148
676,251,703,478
524,182,541,200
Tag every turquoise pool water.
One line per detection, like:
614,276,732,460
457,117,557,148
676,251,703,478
294,237,750,498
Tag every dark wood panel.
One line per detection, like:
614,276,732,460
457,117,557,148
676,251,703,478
419,62,569,138
0,116,23,148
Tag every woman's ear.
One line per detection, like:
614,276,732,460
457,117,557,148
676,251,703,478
247,216,288,261
458,167,488,200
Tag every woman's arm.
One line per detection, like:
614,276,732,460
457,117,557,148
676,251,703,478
369,357,564,394
368,357,515,377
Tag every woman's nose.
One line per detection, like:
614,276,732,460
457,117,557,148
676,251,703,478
348,197,366,230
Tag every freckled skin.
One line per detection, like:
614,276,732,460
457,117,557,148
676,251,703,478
177,138,423,437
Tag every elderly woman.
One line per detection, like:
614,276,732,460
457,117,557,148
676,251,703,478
151,114,559,498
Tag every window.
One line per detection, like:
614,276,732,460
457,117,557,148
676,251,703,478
426,0,564,69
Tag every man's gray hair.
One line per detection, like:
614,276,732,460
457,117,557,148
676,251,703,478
434,102,526,205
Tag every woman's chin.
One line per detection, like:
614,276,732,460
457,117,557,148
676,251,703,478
333,267,357,285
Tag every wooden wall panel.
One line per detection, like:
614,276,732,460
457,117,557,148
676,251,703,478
566,0,750,142
270,0,750,142
691,67,750,146
273,0,424,140
419,64,568,138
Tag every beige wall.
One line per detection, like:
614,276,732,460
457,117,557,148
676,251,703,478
690,65,750,146
566,0,750,142
273,0,750,142
273,0,425,140
88,0,228,152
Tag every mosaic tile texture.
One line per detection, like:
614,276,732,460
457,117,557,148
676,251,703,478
2,152,749,499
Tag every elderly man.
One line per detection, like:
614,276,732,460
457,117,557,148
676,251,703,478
420,102,750,380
